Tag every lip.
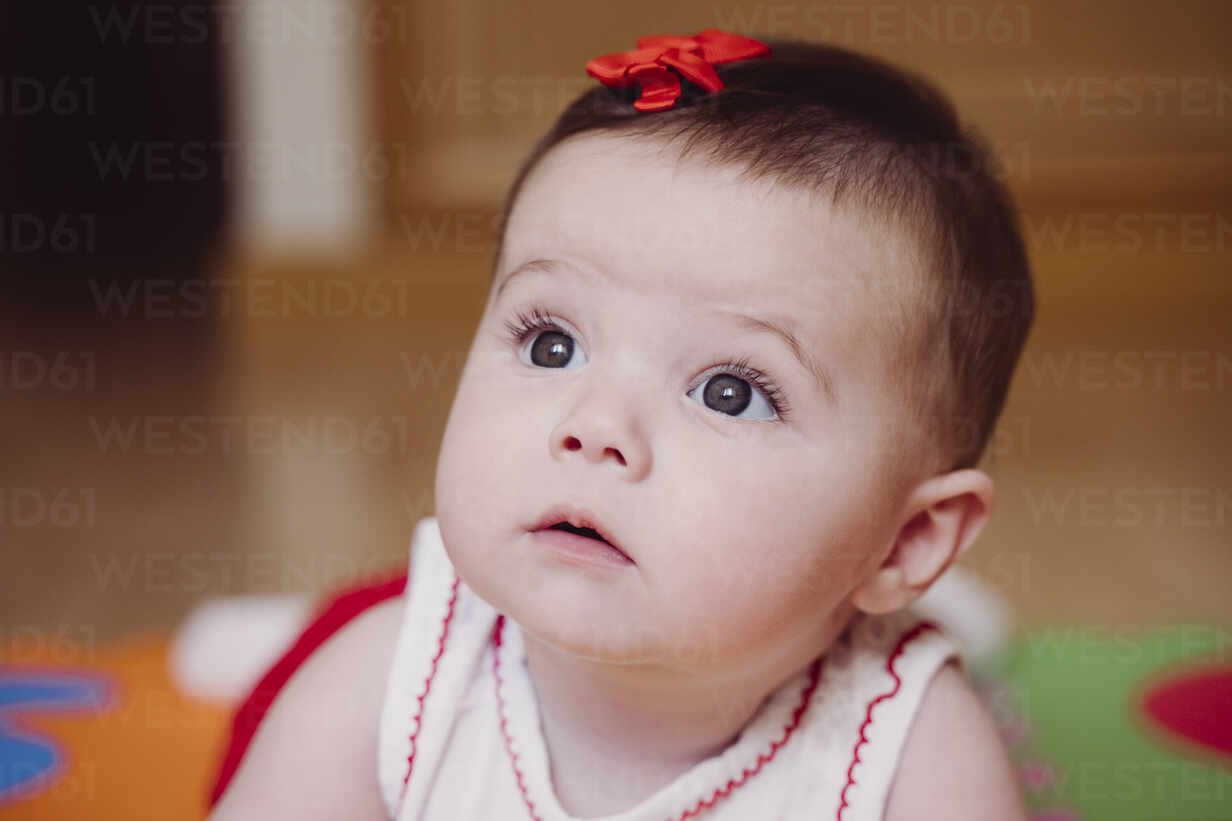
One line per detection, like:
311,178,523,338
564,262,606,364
528,503,634,565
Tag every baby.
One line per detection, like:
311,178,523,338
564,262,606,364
211,32,1034,821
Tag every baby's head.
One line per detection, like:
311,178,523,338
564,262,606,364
434,38,1034,679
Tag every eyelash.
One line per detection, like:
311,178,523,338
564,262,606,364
502,306,792,421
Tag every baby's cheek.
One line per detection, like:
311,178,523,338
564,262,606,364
799,543,863,604
436,391,511,518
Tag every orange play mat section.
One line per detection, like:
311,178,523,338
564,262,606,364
0,633,230,821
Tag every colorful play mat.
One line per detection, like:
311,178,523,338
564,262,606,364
2,617,1229,819
0,633,230,820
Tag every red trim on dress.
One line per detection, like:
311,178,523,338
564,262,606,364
398,572,462,804
492,614,546,821
490,612,825,821
835,620,939,821
206,571,409,809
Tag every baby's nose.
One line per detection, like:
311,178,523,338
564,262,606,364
548,390,652,481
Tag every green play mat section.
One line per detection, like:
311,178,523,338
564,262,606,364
968,624,1232,820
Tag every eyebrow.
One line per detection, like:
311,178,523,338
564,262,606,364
493,258,838,406
722,311,838,406
493,258,564,303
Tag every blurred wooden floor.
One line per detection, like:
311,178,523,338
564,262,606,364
4,188,1230,646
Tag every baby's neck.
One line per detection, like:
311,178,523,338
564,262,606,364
521,603,855,817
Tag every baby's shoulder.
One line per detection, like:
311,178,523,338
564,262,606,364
882,661,1028,821
208,592,404,820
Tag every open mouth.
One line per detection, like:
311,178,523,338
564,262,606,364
548,521,610,543
531,508,635,565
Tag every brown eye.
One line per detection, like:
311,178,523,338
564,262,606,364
701,374,751,415
524,330,588,370
688,371,777,420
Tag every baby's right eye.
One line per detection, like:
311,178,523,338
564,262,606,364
522,328,588,369
504,308,589,370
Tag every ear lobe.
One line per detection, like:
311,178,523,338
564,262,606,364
850,469,995,616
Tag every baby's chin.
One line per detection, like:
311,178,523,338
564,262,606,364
454,562,685,668
520,617,682,668
506,591,747,675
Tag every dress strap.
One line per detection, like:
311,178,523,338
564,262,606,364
834,611,963,821
378,517,490,818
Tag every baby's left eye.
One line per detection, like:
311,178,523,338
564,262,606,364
521,328,589,370
687,372,777,420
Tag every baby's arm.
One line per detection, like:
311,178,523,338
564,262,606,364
883,660,1029,820
207,595,403,821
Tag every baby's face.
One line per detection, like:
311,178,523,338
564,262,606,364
435,133,925,679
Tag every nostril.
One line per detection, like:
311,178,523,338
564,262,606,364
560,436,627,466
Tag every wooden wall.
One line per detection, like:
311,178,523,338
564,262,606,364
370,0,1232,213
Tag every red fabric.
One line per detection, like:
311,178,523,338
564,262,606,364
1140,665,1232,759
586,29,771,111
205,571,408,809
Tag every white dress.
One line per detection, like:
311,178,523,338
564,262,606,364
378,517,962,821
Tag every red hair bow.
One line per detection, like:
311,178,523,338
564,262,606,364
585,28,771,112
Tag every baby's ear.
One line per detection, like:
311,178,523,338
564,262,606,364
850,469,995,615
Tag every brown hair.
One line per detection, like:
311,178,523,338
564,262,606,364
491,38,1034,474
